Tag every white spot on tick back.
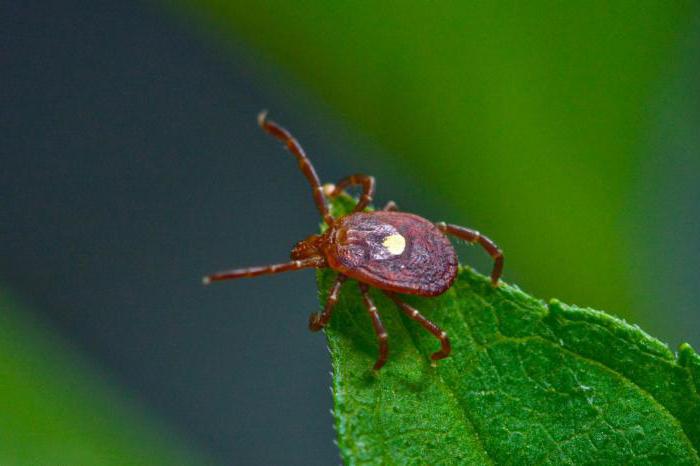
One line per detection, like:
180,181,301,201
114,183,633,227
382,233,406,255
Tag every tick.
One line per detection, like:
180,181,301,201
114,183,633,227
203,112,503,370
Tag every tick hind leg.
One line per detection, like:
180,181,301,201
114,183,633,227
384,292,451,361
309,274,347,332
436,222,504,286
358,283,389,370
329,174,376,213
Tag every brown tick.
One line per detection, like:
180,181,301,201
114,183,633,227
203,112,503,370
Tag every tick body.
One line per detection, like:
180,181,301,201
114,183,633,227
324,211,458,296
204,112,504,370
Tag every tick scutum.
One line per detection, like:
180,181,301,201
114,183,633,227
324,211,458,296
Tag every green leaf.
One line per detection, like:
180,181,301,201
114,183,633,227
318,197,700,465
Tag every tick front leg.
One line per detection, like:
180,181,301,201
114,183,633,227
309,274,347,332
384,291,451,361
203,257,324,284
258,111,334,226
329,174,376,213
436,222,504,286
358,283,389,370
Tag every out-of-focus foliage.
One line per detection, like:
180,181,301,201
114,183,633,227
319,196,700,465
172,1,696,320
0,292,205,466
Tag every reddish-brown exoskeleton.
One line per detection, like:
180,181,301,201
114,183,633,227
203,112,503,370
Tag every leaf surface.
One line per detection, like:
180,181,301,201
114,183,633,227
319,197,700,465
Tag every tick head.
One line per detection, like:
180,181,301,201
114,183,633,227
291,234,325,261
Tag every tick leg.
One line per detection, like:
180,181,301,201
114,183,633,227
309,274,347,332
384,292,451,361
203,257,324,284
257,111,334,226
358,283,389,370
383,200,399,211
329,174,376,213
435,222,504,286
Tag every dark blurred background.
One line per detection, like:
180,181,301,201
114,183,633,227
1,1,698,465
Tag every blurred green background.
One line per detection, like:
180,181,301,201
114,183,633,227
2,1,698,464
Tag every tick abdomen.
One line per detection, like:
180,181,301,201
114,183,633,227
325,211,458,296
